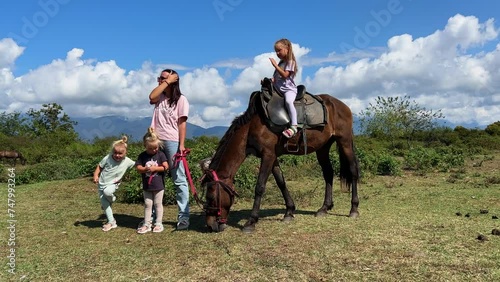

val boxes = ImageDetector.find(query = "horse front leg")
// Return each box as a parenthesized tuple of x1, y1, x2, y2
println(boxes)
(315, 146, 334, 217)
(271, 159, 296, 222)
(242, 156, 274, 233)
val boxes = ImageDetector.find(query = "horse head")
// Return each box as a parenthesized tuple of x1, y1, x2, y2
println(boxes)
(199, 158, 238, 232)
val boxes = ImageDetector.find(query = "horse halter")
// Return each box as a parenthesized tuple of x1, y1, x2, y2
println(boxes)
(202, 170, 238, 224)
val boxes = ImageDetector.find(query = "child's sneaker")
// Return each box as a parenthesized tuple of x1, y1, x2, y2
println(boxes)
(176, 218, 189, 230)
(102, 220, 117, 232)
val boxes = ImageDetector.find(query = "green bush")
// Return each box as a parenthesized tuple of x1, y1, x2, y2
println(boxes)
(376, 153, 401, 176)
(120, 172, 178, 205)
(404, 147, 439, 172)
(403, 146, 465, 173)
(435, 147, 465, 172)
(16, 157, 99, 184)
(354, 147, 370, 176)
(356, 147, 398, 176)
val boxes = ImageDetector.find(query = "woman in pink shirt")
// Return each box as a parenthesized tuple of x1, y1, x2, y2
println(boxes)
(149, 69, 190, 230)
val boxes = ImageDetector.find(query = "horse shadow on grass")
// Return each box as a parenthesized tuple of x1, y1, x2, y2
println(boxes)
(73, 208, 347, 232)
(191, 208, 348, 233)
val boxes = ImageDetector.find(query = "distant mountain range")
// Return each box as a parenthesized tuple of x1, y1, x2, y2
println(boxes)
(73, 116, 228, 141)
(73, 115, 483, 142)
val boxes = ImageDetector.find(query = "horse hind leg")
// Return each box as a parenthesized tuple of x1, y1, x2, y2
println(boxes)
(315, 145, 335, 217)
(271, 159, 296, 222)
(337, 138, 360, 218)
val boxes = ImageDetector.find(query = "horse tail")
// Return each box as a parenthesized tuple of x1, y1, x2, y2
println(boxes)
(337, 133, 359, 193)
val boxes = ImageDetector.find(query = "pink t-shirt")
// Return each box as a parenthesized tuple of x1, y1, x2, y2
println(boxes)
(151, 94, 189, 141)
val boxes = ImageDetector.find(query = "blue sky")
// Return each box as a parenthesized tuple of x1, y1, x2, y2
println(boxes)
(1, 0, 500, 129)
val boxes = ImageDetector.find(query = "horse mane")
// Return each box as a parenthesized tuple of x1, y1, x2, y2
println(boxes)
(209, 91, 260, 169)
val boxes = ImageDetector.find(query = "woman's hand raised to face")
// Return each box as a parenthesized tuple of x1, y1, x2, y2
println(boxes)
(166, 72, 179, 85)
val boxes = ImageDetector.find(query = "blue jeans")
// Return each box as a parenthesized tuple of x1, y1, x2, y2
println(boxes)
(161, 140, 190, 221)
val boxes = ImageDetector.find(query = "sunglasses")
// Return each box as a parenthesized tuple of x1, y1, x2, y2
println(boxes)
(157, 76, 168, 80)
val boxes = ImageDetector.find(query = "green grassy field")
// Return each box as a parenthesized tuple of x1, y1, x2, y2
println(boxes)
(1, 154, 499, 281)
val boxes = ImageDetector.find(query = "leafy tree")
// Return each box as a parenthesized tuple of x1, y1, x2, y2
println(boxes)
(485, 121, 500, 136)
(359, 95, 444, 147)
(0, 111, 28, 136)
(26, 103, 78, 137)
(453, 125, 469, 136)
(24, 103, 80, 162)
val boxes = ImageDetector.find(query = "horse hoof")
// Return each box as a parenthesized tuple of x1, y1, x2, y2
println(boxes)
(349, 212, 359, 218)
(242, 225, 255, 233)
(207, 222, 225, 233)
(315, 210, 328, 217)
(282, 215, 294, 222)
(207, 225, 219, 233)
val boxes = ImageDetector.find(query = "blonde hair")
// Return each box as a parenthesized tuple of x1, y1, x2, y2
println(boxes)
(111, 136, 128, 153)
(274, 38, 298, 74)
(143, 127, 163, 149)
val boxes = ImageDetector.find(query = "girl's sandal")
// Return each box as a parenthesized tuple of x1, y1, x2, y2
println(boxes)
(102, 221, 117, 232)
(152, 223, 164, 233)
(137, 223, 152, 234)
(282, 126, 297, 138)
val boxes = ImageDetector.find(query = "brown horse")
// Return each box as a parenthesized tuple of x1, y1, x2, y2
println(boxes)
(201, 90, 360, 233)
(0, 150, 27, 166)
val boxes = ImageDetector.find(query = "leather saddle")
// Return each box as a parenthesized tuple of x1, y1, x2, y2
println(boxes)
(259, 77, 327, 132)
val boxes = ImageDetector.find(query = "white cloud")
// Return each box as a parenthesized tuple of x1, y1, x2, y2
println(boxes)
(1, 14, 499, 129)
(305, 14, 500, 126)
(0, 38, 24, 68)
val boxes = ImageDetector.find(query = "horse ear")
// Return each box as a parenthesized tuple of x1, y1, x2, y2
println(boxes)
(199, 158, 212, 172)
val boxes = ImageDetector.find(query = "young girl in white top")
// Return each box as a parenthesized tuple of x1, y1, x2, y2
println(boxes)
(269, 38, 299, 138)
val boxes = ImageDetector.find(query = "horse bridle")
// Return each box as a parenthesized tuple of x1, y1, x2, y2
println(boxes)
(174, 150, 238, 225)
(201, 170, 238, 224)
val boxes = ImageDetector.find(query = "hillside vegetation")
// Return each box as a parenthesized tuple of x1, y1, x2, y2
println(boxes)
(1, 102, 499, 204)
